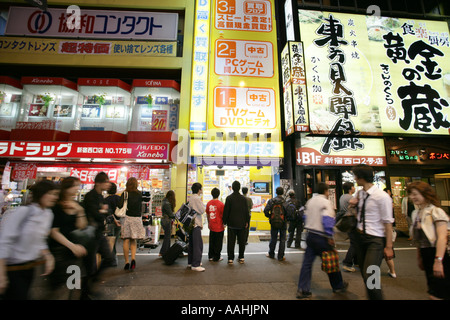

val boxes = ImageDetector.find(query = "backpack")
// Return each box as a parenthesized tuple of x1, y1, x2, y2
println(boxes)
(270, 198, 285, 229)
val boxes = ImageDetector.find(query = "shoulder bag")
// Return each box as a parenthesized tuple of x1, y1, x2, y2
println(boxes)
(114, 191, 128, 218)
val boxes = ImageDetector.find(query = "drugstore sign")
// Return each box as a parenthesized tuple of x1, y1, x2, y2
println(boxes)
(6, 6, 178, 40)
(0, 141, 170, 161)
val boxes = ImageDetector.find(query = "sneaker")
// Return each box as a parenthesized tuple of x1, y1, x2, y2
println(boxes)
(388, 272, 397, 278)
(239, 258, 245, 264)
(266, 253, 275, 259)
(296, 290, 312, 300)
(228, 260, 234, 264)
(191, 266, 205, 272)
(278, 256, 286, 261)
(342, 265, 356, 272)
(333, 281, 349, 293)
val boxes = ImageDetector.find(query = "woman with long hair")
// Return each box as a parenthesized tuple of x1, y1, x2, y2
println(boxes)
(159, 190, 176, 257)
(47, 176, 89, 298)
(118, 177, 144, 270)
(407, 181, 450, 300)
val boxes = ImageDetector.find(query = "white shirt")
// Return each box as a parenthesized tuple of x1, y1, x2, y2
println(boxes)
(356, 185, 394, 237)
(189, 193, 206, 228)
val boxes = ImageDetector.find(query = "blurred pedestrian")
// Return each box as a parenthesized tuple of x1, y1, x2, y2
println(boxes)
(105, 183, 121, 266)
(159, 190, 176, 257)
(384, 187, 397, 278)
(206, 188, 224, 262)
(407, 181, 450, 300)
(188, 182, 206, 271)
(118, 177, 144, 271)
(242, 187, 253, 245)
(47, 177, 88, 299)
(285, 189, 303, 249)
(339, 182, 357, 272)
(82, 172, 115, 299)
(264, 187, 287, 261)
(223, 181, 250, 264)
(296, 183, 347, 299)
(349, 164, 394, 300)
(0, 180, 59, 300)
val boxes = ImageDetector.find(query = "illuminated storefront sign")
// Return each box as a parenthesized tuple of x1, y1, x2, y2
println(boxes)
(205, 0, 280, 136)
(0, 141, 170, 161)
(296, 134, 386, 166)
(189, 0, 211, 132)
(191, 140, 283, 158)
(298, 10, 450, 137)
(282, 41, 309, 136)
(385, 137, 450, 165)
(6, 7, 179, 40)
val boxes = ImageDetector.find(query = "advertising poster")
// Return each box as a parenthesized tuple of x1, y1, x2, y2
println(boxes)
(28, 104, 48, 117)
(53, 105, 73, 118)
(298, 10, 450, 141)
(151, 110, 168, 131)
(82, 105, 101, 118)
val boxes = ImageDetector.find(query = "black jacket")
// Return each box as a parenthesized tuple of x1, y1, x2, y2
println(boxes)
(83, 188, 107, 232)
(223, 192, 250, 229)
(118, 191, 142, 217)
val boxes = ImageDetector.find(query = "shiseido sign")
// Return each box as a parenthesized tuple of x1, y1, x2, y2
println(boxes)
(5, 6, 178, 40)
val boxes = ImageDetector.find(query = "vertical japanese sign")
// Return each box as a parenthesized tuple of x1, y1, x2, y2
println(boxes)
(207, 0, 280, 136)
(189, 0, 211, 133)
(298, 10, 450, 138)
(281, 43, 294, 136)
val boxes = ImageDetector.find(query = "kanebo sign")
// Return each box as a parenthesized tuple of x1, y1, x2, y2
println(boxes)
(5, 6, 178, 40)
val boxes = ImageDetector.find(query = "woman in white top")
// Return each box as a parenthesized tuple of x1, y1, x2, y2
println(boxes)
(407, 181, 450, 300)
(0, 180, 59, 300)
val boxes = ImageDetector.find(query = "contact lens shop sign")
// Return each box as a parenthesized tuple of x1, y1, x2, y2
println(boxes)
(298, 10, 450, 145)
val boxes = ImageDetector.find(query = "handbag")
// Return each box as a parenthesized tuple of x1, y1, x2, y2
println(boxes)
(175, 202, 198, 233)
(335, 206, 357, 233)
(114, 191, 128, 218)
(69, 225, 96, 250)
(321, 250, 340, 273)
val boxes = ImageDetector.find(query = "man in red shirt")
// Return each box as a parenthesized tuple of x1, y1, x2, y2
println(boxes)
(206, 188, 225, 262)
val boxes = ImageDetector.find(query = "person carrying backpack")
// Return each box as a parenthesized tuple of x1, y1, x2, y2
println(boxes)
(285, 190, 304, 249)
(264, 187, 288, 261)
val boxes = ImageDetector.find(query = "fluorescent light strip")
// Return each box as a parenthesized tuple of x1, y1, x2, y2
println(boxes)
(24, 157, 56, 161)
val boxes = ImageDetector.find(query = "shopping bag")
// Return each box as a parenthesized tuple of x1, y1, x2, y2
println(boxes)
(321, 250, 340, 273)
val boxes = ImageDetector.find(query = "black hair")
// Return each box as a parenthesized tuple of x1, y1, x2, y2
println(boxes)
(108, 182, 117, 194)
(276, 186, 284, 196)
(59, 176, 80, 201)
(211, 188, 220, 199)
(191, 182, 202, 194)
(351, 164, 374, 183)
(343, 182, 354, 194)
(30, 180, 59, 204)
(232, 180, 241, 192)
(94, 171, 109, 184)
(242, 187, 249, 195)
(317, 182, 329, 195)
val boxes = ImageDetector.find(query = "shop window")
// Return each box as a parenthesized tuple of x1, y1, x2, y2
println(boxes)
(0, 78, 22, 132)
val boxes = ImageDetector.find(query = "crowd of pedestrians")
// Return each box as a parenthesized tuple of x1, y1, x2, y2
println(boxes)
(0, 163, 448, 300)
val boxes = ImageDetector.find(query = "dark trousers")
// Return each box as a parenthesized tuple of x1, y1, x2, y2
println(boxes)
(287, 219, 303, 247)
(420, 247, 450, 300)
(343, 230, 358, 267)
(297, 232, 344, 293)
(208, 230, 224, 261)
(354, 232, 386, 300)
(269, 226, 287, 259)
(188, 227, 203, 267)
(2, 267, 35, 300)
(227, 227, 247, 260)
(159, 219, 172, 256)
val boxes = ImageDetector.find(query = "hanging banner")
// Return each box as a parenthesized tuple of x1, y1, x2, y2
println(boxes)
(70, 168, 119, 184)
(12, 163, 37, 180)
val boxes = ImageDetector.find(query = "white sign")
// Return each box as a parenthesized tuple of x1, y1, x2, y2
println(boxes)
(6, 6, 178, 40)
(214, 39, 274, 78)
(213, 86, 276, 129)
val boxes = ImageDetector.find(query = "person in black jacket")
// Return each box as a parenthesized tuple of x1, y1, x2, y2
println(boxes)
(104, 183, 121, 267)
(159, 190, 176, 257)
(223, 181, 250, 264)
(118, 177, 144, 270)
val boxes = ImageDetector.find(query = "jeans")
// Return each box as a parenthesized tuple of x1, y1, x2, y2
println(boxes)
(287, 219, 303, 247)
(297, 232, 345, 293)
(188, 227, 203, 267)
(269, 226, 287, 259)
(227, 227, 247, 260)
(354, 232, 386, 300)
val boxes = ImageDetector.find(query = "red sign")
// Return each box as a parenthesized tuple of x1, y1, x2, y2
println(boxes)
(70, 168, 118, 184)
(151, 110, 168, 131)
(0, 141, 170, 161)
(12, 163, 37, 180)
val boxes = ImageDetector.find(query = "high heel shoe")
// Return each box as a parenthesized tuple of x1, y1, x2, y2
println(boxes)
(130, 260, 136, 270)
(124, 263, 130, 270)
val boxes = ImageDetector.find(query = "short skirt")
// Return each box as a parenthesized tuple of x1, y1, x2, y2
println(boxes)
(121, 216, 145, 240)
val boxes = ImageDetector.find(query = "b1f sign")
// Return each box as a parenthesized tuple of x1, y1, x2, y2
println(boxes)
(6, 6, 178, 40)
